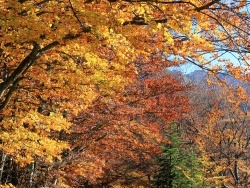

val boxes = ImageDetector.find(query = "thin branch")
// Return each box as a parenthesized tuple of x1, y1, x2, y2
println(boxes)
(36, 0, 51, 6)
(185, 57, 213, 72)
(68, 0, 91, 32)
(195, 0, 220, 11)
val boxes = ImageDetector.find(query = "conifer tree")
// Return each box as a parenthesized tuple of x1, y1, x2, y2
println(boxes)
(153, 123, 208, 188)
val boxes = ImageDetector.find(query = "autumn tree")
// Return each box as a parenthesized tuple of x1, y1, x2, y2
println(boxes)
(0, 0, 250, 187)
(57, 68, 190, 187)
(184, 77, 250, 187)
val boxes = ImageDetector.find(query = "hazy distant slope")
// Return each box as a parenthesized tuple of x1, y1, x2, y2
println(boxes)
(185, 70, 250, 92)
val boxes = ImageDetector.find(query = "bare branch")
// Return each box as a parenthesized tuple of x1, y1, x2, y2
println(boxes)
(195, 0, 220, 11)
(68, 0, 91, 32)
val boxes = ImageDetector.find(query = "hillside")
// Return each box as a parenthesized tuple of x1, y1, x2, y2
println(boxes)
(185, 70, 250, 92)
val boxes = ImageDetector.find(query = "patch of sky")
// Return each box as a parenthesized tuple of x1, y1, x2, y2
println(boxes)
(168, 51, 249, 75)
(166, 1, 250, 75)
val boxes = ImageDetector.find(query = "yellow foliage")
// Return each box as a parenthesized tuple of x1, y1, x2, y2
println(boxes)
(0, 0, 249, 186)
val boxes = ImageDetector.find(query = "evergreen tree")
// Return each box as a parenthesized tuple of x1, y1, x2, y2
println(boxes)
(153, 124, 208, 188)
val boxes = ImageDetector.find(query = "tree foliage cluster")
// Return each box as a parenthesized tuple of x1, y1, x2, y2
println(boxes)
(0, 0, 249, 187)
(153, 123, 207, 188)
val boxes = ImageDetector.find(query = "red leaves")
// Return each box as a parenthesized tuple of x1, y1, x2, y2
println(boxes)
(63, 71, 190, 186)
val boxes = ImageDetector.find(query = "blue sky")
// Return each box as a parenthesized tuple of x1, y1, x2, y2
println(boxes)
(169, 52, 247, 75)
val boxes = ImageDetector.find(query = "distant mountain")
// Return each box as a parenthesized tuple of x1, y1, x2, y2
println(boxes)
(217, 73, 250, 92)
(185, 70, 250, 92)
(185, 70, 208, 84)
(182, 70, 250, 112)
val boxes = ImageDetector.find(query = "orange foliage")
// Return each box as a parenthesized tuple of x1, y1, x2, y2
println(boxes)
(0, 0, 249, 187)
(59, 71, 190, 186)
(187, 82, 250, 187)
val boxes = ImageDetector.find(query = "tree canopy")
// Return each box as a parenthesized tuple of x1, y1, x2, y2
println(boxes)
(0, 0, 249, 187)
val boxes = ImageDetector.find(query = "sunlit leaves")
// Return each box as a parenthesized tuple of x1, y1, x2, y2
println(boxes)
(0, 110, 70, 166)
(0, 0, 249, 187)
(191, 83, 250, 187)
